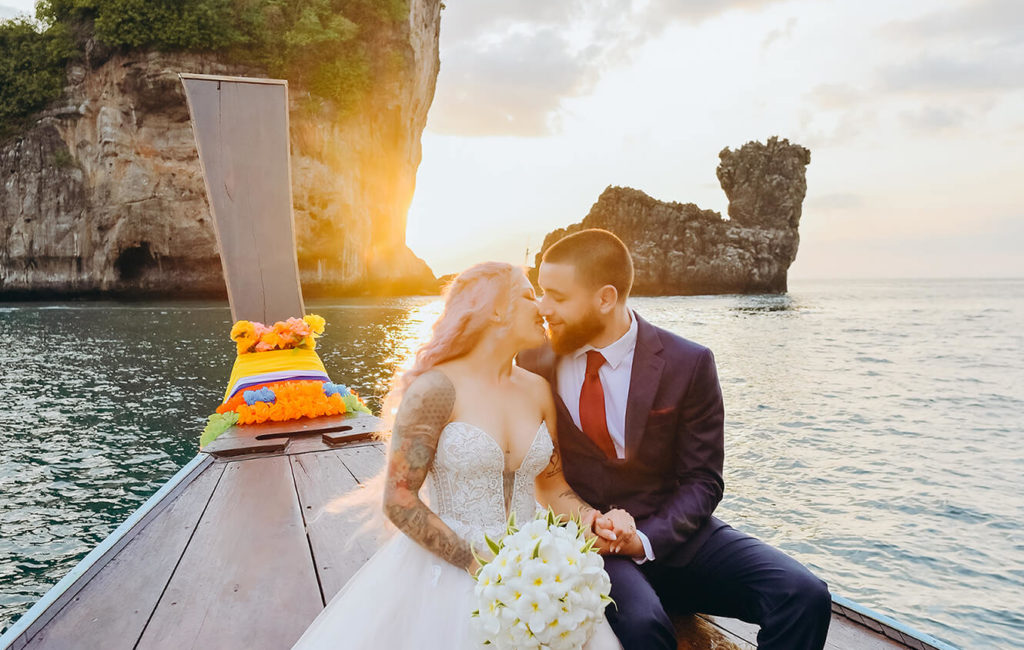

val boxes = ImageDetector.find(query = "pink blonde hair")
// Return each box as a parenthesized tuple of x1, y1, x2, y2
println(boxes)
(327, 262, 528, 543)
(383, 261, 525, 417)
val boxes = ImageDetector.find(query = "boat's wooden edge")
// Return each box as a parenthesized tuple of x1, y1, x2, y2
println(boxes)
(692, 595, 954, 650)
(0, 453, 215, 650)
(830, 594, 955, 650)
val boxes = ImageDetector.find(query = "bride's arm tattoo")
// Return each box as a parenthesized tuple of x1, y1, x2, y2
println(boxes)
(383, 371, 474, 571)
(558, 487, 595, 519)
(538, 432, 594, 519)
(541, 434, 563, 479)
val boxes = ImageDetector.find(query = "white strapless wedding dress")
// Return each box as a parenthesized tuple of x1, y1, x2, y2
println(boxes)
(292, 421, 622, 649)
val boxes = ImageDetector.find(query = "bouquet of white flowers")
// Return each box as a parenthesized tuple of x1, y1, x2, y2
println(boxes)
(471, 509, 613, 649)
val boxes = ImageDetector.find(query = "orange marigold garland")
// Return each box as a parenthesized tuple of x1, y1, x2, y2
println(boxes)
(218, 380, 347, 424)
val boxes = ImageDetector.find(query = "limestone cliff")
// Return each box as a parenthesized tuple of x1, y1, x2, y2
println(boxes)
(534, 137, 811, 295)
(0, 0, 441, 298)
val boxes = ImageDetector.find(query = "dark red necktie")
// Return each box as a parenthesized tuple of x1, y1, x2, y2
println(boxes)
(579, 350, 617, 459)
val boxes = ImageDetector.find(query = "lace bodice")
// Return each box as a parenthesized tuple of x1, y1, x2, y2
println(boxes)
(428, 421, 553, 549)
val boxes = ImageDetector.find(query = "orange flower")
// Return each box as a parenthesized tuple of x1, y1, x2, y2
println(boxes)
(303, 314, 326, 335)
(224, 380, 349, 425)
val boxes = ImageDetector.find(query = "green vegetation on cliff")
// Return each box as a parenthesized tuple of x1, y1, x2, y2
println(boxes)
(0, 0, 408, 137)
(0, 18, 74, 137)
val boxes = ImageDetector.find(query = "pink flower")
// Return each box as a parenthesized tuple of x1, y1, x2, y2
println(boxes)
(285, 317, 311, 338)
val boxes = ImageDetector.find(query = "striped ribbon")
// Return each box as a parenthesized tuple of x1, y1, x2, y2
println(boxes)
(223, 348, 329, 402)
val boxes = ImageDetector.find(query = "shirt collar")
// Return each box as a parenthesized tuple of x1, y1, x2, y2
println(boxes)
(571, 310, 638, 370)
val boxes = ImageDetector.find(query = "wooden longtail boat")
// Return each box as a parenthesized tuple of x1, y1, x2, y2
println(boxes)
(0, 75, 957, 650)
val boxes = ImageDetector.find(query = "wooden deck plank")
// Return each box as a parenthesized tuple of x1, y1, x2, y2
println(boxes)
(2, 454, 215, 650)
(336, 443, 387, 483)
(136, 456, 321, 649)
(700, 615, 758, 646)
(698, 609, 910, 650)
(678, 615, 753, 649)
(21, 464, 224, 649)
(291, 451, 389, 602)
(825, 614, 908, 649)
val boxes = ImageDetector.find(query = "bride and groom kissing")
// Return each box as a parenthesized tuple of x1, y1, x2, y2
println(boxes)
(293, 229, 832, 649)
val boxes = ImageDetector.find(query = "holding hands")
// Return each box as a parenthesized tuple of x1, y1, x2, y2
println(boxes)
(585, 508, 644, 558)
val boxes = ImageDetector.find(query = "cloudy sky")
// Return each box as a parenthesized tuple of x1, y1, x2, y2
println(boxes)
(4, 0, 1022, 279)
(406, 0, 1024, 279)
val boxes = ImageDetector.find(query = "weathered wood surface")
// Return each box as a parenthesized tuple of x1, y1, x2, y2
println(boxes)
(291, 448, 389, 601)
(334, 443, 386, 481)
(8, 438, 939, 650)
(2, 455, 215, 650)
(20, 464, 224, 650)
(676, 614, 752, 649)
(202, 413, 388, 459)
(180, 74, 303, 325)
(136, 456, 321, 649)
(694, 604, 923, 650)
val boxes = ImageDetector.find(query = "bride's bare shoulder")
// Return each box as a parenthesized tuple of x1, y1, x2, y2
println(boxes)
(405, 367, 455, 392)
(397, 369, 457, 423)
(514, 364, 551, 390)
(513, 366, 554, 410)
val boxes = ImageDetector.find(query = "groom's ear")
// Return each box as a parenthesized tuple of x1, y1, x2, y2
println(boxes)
(596, 284, 619, 313)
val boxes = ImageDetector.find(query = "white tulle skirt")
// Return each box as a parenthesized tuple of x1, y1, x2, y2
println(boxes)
(291, 532, 622, 649)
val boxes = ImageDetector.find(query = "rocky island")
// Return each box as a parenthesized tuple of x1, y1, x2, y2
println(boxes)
(535, 137, 811, 295)
(0, 0, 441, 298)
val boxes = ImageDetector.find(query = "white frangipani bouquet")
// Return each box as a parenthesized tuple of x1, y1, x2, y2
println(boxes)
(471, 509, 613, 649)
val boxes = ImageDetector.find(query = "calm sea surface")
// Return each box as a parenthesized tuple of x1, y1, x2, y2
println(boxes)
(1, 278, 1022, 648)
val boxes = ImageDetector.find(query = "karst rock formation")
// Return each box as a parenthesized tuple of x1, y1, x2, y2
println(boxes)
(535, 136, 811, 295)
(0, 0, 442, 298)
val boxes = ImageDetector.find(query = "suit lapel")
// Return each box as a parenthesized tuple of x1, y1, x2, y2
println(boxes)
(624, 315, 665, 459)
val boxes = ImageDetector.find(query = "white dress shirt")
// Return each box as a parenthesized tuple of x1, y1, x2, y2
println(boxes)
(556, 310, 655, 563)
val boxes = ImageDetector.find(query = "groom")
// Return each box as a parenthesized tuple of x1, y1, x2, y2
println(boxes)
(518, 229, 832, 650)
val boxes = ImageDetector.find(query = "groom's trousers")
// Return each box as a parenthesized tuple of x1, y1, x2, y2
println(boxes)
(602, 524, 832, 650)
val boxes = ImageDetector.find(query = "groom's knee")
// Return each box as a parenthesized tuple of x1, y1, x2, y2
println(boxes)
(783, 571, 832, 623)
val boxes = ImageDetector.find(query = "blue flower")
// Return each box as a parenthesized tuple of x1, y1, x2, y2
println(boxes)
(243, 387, 276, 405)
(322, 382, 351, 398)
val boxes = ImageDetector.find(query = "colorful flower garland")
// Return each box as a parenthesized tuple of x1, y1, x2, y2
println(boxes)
(200, 314, 371, 448)
(230, 314, 326, 354)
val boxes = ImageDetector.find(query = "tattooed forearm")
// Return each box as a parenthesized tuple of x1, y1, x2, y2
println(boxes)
(385, 501, 474, 570)
(558, 487, 595, 517)
(383, 370, 473, 570)
(535, 428, 596, 520)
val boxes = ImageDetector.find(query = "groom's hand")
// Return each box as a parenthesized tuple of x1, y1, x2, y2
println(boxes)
(594, 508, 644, 557)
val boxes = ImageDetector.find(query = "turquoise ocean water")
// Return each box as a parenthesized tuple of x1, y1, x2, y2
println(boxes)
(1, 278, 1022, 647)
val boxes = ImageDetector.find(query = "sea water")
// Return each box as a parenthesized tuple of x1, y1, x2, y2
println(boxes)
(1, 278, 1021, 648)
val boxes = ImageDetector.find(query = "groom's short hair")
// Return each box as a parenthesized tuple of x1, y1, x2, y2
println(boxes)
(542, 228, 634, 299)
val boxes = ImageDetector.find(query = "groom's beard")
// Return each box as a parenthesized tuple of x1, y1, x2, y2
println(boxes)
(547, 308, 604, 356)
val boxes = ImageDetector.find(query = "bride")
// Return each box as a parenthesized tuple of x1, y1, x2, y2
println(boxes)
(292, 262, 630, 649)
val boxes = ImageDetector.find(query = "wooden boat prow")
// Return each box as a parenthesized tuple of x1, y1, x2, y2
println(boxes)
(0, 75, 956, 650)
(0, 432, 953, 650)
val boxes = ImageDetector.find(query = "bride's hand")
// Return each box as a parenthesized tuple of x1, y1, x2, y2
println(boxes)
(595, 508, 637, 555)
(581, 508, 616, 542)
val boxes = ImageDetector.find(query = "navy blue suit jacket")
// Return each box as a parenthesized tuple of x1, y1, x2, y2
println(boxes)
(517, 313, 727, 566)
